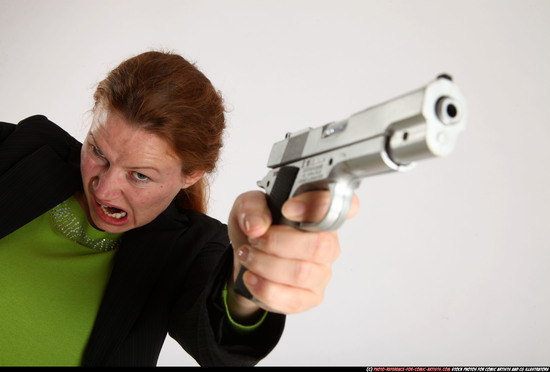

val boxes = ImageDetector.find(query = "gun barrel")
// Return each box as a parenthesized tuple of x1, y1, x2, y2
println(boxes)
(266, 75, 467, 169)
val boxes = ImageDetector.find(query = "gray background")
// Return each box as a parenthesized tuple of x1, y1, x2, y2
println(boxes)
(1, 0, 548, 366)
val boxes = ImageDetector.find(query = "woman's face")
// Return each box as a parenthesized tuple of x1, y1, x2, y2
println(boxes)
(77, 108, 202, 233)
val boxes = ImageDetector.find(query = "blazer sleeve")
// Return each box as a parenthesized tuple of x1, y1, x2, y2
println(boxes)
(167, 217, 286, 367)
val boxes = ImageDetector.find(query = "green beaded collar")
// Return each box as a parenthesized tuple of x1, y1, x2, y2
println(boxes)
(49, 197, 122, 252)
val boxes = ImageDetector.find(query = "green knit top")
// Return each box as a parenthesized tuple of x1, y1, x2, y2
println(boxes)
(0, 196, 266, 366)
(0, 196, 120, 366)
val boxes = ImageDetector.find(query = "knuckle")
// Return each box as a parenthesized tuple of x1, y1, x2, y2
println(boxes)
(260, 283, 273, 304)
(254, 277, 273, 305)
(259, 226, 285, 253)
(293, 261, 312, 286)
(286, 293, 306, 314)
(311, 232, 338, 263)
(264, 229, 279, 251)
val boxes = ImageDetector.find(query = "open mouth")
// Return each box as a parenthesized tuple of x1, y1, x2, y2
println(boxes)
(93, 197, 128, 223)
(99, 203, 127, 219)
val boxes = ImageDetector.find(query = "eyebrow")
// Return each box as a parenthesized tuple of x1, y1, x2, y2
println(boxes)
(89, 132, 161, 175)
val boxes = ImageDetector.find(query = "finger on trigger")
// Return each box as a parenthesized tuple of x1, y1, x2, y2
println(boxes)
(281, 191, 330, 223)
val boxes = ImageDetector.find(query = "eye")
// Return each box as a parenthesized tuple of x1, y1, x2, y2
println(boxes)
(131, 171, 150, 184)
(91, 145, 106, 160)
(90, 145, 107, 162)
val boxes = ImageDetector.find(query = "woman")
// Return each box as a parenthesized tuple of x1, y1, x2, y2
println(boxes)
(0, 51, 358, 366)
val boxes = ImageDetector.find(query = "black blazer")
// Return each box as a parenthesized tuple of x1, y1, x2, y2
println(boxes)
(0, 116, 285, 366)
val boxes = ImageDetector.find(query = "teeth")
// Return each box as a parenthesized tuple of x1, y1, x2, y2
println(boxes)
(100, 204, 127, 219)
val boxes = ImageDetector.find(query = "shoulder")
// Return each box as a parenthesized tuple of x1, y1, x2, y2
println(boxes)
(0, 115, 82, 165)
(16, 115, 80, 145)
(0, 120, 16, 142)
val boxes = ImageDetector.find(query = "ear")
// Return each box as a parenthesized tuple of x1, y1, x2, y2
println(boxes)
(181, 170, 206, 189)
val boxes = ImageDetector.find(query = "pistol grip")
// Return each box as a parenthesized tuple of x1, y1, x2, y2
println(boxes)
(233, 166, 299, 300)
(234, 266, 253, 300)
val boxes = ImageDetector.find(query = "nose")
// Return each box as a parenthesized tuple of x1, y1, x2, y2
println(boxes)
(91, 168, 123, 201)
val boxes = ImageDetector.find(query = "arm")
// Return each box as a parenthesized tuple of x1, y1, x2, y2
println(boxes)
(168, 216, 285, 367)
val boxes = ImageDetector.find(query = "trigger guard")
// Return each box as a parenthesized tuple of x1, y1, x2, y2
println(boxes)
(285, 178, 358, 232)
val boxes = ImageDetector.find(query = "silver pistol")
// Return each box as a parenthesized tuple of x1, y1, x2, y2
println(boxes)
(235, 74, 467, 299)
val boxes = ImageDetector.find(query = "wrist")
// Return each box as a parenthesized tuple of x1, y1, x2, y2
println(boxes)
(224, 279, 265, 326)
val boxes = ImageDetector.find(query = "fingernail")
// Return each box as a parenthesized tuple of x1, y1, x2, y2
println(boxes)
(244, 272, 259, 287)
(243, 214, 264, 234)
(237, 246, 250, 262)
(282, 200, 307, 219)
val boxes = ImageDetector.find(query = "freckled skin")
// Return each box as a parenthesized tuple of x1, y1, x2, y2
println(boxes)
(75, 108, 203, 233)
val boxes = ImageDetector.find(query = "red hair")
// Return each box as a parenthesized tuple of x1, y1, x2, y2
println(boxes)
(93, 51, 225, 214)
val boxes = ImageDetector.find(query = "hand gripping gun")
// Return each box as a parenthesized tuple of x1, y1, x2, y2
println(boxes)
(234, 74, 467, 300)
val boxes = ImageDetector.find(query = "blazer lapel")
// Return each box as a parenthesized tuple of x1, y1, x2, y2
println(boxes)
(82, 204, 191, 365)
